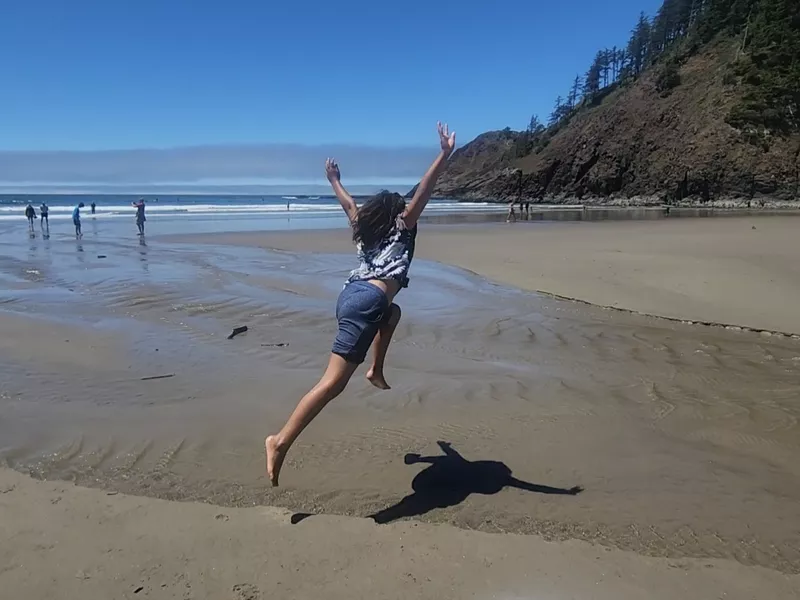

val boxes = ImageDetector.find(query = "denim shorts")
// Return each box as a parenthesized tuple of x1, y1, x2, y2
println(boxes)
(332, 281, 392, 364)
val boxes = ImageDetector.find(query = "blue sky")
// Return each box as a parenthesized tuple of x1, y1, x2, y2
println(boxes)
(1, 0, 661, 190)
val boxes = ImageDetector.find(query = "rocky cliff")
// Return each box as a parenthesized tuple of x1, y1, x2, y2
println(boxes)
(429, 41, 800, 206)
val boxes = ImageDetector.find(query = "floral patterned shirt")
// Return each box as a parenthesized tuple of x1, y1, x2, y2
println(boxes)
(347, 217, 418, 288)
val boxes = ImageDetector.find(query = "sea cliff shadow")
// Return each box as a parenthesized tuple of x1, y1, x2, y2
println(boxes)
(369, 441, 583, 524)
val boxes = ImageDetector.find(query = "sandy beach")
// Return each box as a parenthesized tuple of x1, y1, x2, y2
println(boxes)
(180, 216, 800, 334)
(2, 212, 800, 597)
(2, 467, 799, 600)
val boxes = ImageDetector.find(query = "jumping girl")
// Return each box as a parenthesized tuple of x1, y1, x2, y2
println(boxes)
(265, 122, 456, 486)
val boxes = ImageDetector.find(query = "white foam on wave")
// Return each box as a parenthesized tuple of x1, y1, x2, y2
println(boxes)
(0, 201, 505, 221)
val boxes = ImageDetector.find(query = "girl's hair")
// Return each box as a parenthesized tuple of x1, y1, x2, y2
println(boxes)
(352, 190, 406, 249)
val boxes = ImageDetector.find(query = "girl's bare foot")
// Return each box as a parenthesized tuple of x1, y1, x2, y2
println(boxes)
(366, 368, 391, 390)
(265, 435, 286, 486)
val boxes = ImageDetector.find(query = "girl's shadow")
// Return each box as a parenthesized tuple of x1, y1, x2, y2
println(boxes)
(370, 441, 583, 524)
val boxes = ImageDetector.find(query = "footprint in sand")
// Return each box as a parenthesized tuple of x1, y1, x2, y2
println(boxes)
(232, 583, 261, 600)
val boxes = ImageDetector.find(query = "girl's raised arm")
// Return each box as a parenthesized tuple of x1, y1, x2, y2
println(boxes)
(325, 158, 358, 223)
(402, 122, 456, 229)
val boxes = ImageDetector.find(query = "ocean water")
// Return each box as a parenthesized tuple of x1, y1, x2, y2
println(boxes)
(0, 194, 505, 222)
(2, 194, 775, 238)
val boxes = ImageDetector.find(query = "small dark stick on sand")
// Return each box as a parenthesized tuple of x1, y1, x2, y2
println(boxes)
(261, 342, 288, 347)
(140, 373, 175, 381)
(227, 325, 248, 340)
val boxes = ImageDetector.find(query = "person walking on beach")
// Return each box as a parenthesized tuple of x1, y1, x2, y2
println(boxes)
(265, 122, 456, 486)
(39, 201, 49, 234)
(133, 198, 146, 236)
(90, 201, 96, 215)
(25, 203, 37, 232)
(506, 198, 517, 223)
(72, 202, 84, 238)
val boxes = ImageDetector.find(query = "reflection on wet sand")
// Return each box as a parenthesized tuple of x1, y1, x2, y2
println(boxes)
(0, 223, 799, 574)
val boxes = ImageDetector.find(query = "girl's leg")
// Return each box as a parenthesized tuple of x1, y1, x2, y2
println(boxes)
(366, 304, 401, 390)
(265, 353, 358, 486)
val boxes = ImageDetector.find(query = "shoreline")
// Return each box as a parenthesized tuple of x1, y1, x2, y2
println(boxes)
(161, 214, 800, 335)
(533, 288, 800, 338)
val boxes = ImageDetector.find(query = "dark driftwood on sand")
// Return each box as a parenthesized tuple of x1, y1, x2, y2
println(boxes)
(140, 374, 175, 381)
(227, 326, 248, 340)
(261, 343, 288, 347)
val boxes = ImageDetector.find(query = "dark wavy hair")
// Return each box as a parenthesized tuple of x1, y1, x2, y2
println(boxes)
(352, 190, 406, 249)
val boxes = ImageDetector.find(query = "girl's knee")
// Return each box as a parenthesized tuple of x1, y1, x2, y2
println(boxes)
(321, 375, 350, 397)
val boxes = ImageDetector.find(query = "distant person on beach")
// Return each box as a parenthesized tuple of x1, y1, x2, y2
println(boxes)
(506, 199, 517, 223)
(133, 198, 146, 236)
(25, 203, 37, 232)
(39, 202, 49, 232)
(90, 201, 96, 215)
(265, 122, 456, 486)
(72, 202, 84, 238)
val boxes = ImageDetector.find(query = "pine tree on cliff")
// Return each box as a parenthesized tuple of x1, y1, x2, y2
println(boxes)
(618, 48, 631, 80)
(698, 0, 756, 41)
(549, 96, 568, 126)
(740, 0, 800, 131)
(626, 12, 652, 76)
(528, 114, 545, 134)
(584, 53, 603, 98)
(674, 0, 695, 36)
(601, 49, 612, 87)
(608, 46, 620, 82)
(650, 0, 680, 63)
(689, 0, 709, 26)
(567, 75, 583, 109)
(618, 48, 628, 80)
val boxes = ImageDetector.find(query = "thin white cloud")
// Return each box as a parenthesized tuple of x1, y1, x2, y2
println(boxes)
(0, 144, 437, 185)
(0, 182, 413, 196)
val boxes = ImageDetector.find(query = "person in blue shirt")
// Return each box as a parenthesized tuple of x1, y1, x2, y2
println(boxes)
(72, 202, 85, 238)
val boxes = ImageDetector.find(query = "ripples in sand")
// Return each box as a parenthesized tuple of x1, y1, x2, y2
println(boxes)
(0, 237, 799, 573)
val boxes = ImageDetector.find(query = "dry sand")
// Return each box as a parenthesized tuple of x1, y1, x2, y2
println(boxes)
(184, 216, 800, 333)
(2, 468, 799, 600)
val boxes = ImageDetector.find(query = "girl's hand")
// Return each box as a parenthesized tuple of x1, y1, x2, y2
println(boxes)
(325, 158, 341, 183)
(437, 122, 456, 155)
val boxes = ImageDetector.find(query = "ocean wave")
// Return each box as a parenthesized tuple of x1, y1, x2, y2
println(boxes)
(0, 201, 504, 220)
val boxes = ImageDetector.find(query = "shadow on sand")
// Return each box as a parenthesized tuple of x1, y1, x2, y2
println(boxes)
(369, 441, 583, 524)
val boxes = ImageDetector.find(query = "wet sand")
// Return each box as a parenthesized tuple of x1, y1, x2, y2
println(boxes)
(175, 216, 800, 334)
(2, 214, 800, 596)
